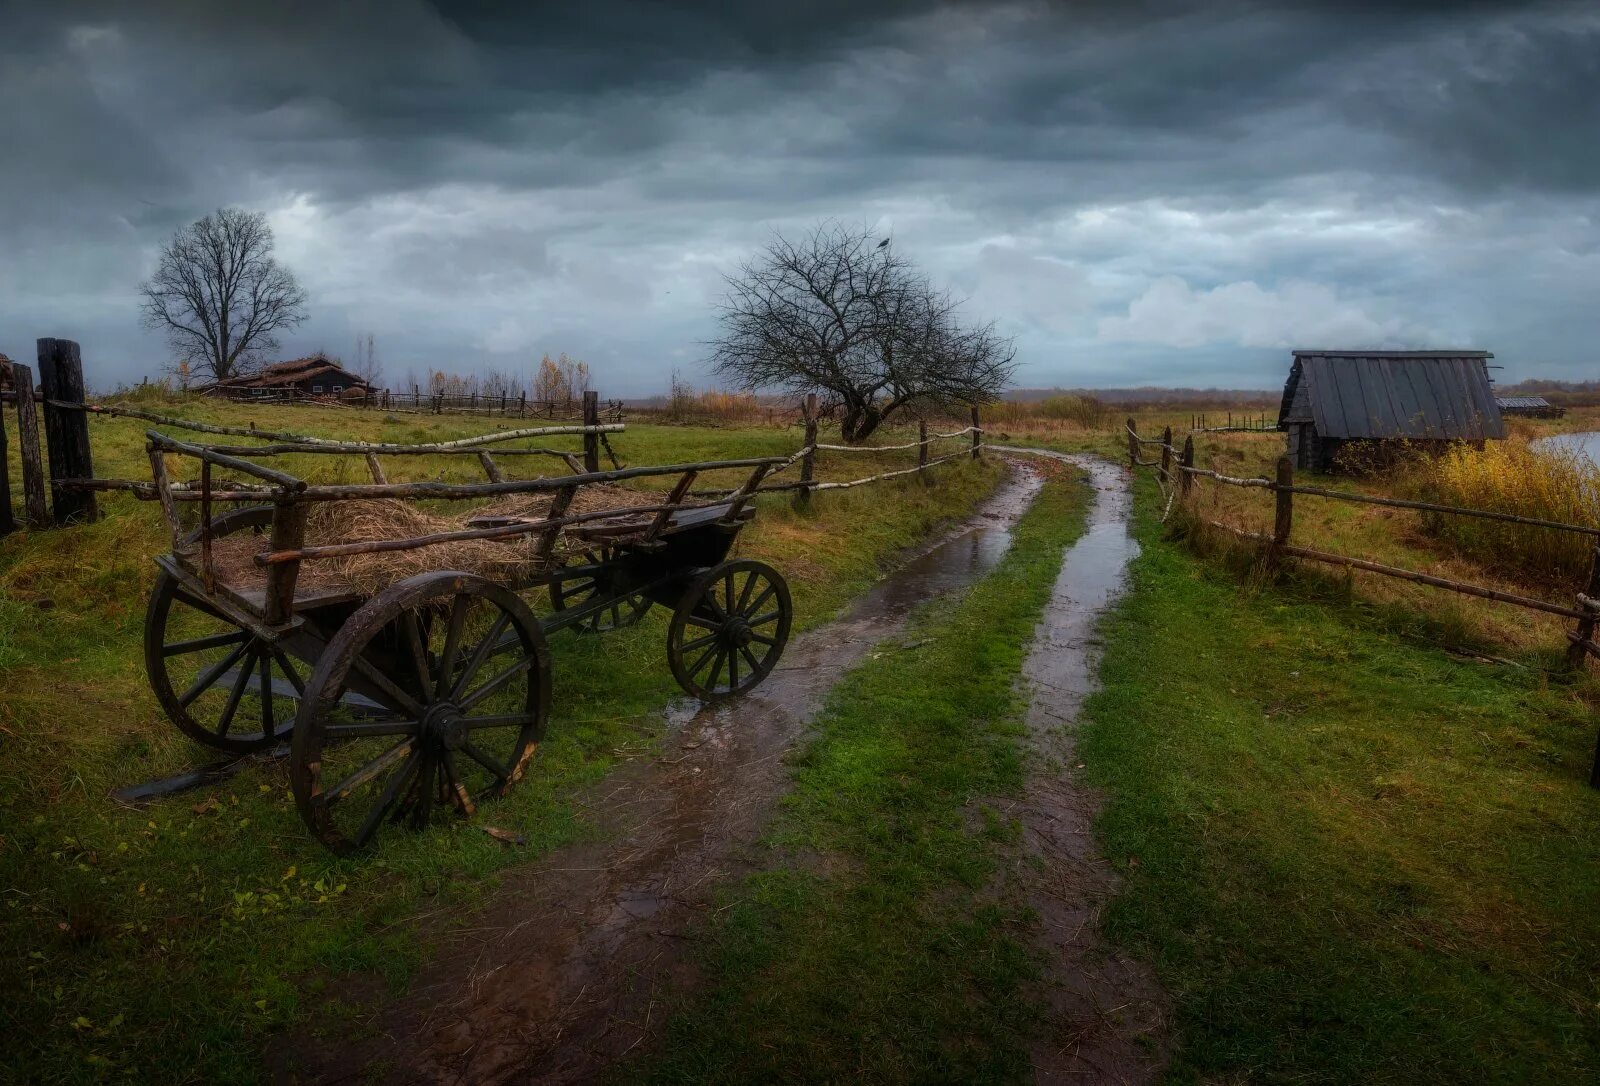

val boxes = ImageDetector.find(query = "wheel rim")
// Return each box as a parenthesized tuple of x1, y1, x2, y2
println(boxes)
(549, 546, 650, 632)
(668, 560, 791, 700)
(145, 507, 309, 754)
(292, 573, 549, 855)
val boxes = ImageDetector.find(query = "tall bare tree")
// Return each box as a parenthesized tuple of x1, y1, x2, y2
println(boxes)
(140, 208, 308, 382)
(709, 223, 1015, 441)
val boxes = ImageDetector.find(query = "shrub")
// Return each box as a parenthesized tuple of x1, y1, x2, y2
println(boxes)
(1411, 440, 1600, 584)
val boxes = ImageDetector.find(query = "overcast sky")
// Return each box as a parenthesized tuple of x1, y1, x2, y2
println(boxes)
(1, 1, 1595, 394)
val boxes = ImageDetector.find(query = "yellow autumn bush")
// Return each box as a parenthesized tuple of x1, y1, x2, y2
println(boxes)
(1413, 439, 1600, 583)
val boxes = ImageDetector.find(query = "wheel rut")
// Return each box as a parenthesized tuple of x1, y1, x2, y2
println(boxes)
(276, 464, 1048, 1085)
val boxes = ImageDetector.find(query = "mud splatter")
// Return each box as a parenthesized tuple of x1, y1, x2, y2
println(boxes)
(277, 465, 1049, 1085)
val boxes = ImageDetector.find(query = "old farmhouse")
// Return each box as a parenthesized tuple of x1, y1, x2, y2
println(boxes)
(1278, 350, 1505, 471)
(207, 355, 372, 401)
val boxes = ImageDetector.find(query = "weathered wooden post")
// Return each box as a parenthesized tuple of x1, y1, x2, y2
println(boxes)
(519, 391, 526, 418)
(1589, 730, 1600, 790)
(38, 339, 97, 524)
(1159, 425, 1173, 486)
(582, 390, 600, 473)
(1273, 455, 1294, 551)
(796, 393, 818, 511)
(918, 418, 929, 467)
(1565, 545, 1600, 671)
(10, 362, 49, 528)
(1126, 417, 1138, 467)
(0, 367, 13, 537)
(970, 405, 981, 460)
(1179, 434, 1195, 498)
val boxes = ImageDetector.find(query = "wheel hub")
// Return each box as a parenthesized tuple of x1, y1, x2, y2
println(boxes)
(421, 703, 466, 751)
(721, 618, 754, 648)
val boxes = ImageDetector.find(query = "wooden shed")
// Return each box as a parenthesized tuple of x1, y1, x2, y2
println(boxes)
(1278, 350, 1505, 471)
(1496, 395, 1565, 419)
(207, 355, 372, 401)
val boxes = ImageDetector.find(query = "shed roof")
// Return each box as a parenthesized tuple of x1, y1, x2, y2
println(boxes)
(1496, 396, 1552, 410)
(1278, 350, 1505, 441)
(215, 356, 369, 389)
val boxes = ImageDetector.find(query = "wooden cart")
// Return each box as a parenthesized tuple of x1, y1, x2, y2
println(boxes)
(140, 430, 793, 854)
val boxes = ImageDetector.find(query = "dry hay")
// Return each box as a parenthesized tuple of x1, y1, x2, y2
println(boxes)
(197, 484, 682, 596)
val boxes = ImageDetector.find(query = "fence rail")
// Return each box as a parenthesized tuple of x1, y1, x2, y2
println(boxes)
(1121, 417, 1600, 788)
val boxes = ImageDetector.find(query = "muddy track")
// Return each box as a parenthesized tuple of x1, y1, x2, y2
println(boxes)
(995, 449, 1170, 1084)
(277, 464, 1049, 1085)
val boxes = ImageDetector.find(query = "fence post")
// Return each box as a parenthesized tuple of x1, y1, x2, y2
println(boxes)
(918, 418, 929, 466)
(796, 393, 818, 511)
(11, 362, 49, 528)
(1179, 434, 1195, 498)
(1566, 545, 1600, 671)
(0, 365, 13, 537)
(37, 339, 96, 525)
(1126, 417, 1138, 467)
(519, 391, 526, 418)
(1159, 425, 1173, 486)
(970, 405, 981, 460)
(582, 390, 600, 473)
(1273, 455, 1294, 550)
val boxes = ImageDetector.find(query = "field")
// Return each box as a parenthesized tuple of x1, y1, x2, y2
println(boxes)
(0, 397, 1004, 1081)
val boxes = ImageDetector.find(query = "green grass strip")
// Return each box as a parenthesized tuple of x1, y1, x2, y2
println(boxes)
(637, 469, 1092, 1083)
(1082, 478, 1600, 1083)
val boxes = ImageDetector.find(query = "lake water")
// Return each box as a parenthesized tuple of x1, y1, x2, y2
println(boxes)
(1533, 432, 1600, 465)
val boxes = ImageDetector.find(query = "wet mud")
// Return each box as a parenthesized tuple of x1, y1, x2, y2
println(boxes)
(278, 465, 1049, 1085)
(994, 448, 1170, 1083)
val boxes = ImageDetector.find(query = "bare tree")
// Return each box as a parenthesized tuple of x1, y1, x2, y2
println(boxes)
(353, 332, 382, 385)
(709, 223, 1015, 441)
(140, 208, 308, 382)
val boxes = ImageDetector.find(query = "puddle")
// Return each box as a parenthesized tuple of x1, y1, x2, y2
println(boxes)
(993, 448, 1171, 1083)
(279, 461, 1051, 1085)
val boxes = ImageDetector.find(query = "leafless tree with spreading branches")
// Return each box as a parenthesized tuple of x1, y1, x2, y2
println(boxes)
(709, 222, 1015, 441)
(140, 208, 308, 382)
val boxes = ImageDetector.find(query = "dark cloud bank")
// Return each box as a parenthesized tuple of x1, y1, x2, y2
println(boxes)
(1, 0, 1596, 393)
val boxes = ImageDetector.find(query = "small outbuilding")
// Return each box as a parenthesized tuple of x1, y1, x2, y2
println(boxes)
(207, 354, 372, 401)
(1496, 395, 1565, 419)
(1278, 350, 1505, 471)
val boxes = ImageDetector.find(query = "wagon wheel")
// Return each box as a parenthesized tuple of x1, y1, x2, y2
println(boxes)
(144, 505, 307, 754)
(291, 572, 550, 855)
(549, 544, 651, 632)
(667, 559, 791, 700)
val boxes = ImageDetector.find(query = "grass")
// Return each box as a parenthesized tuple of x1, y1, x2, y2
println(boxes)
(635, 462, 1091, 1083)
(1081, 475, 1600, 1082)
(0, 398, 1003, 1083)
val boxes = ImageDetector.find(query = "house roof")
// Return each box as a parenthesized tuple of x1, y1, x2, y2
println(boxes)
(216, 357, 370, 389)
(1278, 350, 1505, 441)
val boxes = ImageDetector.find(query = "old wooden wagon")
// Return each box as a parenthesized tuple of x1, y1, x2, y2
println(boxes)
(139, 429, 793, 854)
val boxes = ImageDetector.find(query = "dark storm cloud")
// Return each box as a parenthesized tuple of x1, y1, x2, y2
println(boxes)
(0, 0, 1596, 391)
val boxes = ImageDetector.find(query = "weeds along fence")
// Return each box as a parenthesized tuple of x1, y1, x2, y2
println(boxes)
(1124, 418, 1600, 788)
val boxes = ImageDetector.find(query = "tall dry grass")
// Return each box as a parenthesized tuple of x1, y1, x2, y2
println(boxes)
(1409, 440, 1600, 583)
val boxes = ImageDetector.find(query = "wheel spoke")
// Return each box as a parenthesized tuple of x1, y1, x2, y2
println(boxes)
(442, 751, 475, 816)
(461, 712, 538, 730)
(178, 641, 251, 708)
(678, 631, 718, 655)
(705, 649, 726, 693)
(172, 585, 234, 623)
(686, 641, 720, 679)
(747, 609, 782, 629)
(271, 646, 307, 696)
(461, 740, 511, 782)
(727, 646, 739, 691)
(685, 612, 720, 632)
(410, 755, 436, 829)
(451, 611, 512, 700)
(259, 653, 276, 739)
(214, 649, 257, 737)
(749, 631, 777, 647)
(349, 653, 428, 718)
(163, 630, 248, 657)
(736, 570, 758, 614)
(739, 644, 765, 678)
(326, 738, 416, 807)
(433, 595, 470, 700)
(742, 582, 776, 619)
(322, 719, 420, 739)
(353, 748, 421, 847)
(458, 654, 534, 711)
(403, 611, 432, 700)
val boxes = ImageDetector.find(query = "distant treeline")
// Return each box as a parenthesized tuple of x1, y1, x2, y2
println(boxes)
(1006, 386, 1279, 408)
(1494, 378, 1600, 405)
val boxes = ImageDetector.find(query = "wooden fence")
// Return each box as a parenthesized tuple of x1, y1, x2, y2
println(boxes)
(1124, 418, 1600, 788)
(207, 384, 625, 421)
(2, 339, 97, 534)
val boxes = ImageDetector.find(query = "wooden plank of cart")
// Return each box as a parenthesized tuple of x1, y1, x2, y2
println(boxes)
(140, 429, 793, 855)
